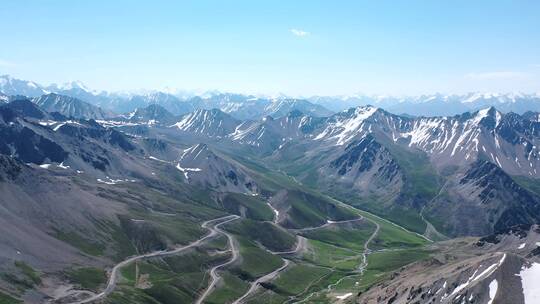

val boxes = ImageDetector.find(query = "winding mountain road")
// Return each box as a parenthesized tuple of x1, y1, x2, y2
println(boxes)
(292, 217, 364, 233)
(67, 215, 239, 304)
(195, 216, 241, 304)
(232, 259, 290, 304)
(232, 235, 307, 304)
(291, 214, 380, 304)
(357, 219, 380, 274)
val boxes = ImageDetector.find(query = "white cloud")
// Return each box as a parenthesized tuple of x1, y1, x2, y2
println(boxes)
(464, 71, 528, 80)
(290, 28, 310, 37)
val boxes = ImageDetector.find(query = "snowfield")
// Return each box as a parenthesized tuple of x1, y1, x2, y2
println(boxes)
(519, 262, 540, 304)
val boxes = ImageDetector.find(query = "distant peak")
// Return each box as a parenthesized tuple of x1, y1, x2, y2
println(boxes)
(475, 106, 499, 117)
(57, 80, 91, 92)
(472, 106, 502, 127)
(347, 105, 379, 116)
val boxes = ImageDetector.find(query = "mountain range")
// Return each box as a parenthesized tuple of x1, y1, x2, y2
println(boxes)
(3, 75, 540, 120)
(309, 92, 540, 116)
(0, 78, 540, 303)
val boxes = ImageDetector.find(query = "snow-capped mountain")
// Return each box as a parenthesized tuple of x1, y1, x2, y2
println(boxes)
(111, 100, 540, 180)
(112, 92, 194, 115)
(425, 159, 540, 236)
(5, 75, 540, 119)
(262, 98, 333, 118)
(0, 98, 136, 172)
(172, 109, 240, 137)
(176, 143, 258, 194)
(360, 224, 540, 303)
(310, 106, 540, 177)
(0, 92, 9, 103)
(522, 111, 540, 122)
(0, 76, 334, 120)
(33, 93, 113, 120)
(125, 104, 177, 125)
(229, 110, 324, 150)
(309, 93, 540, 116)
(0, 75, 47, 97)
(46, 80, 94, 93)
(186, 93, 333, 120)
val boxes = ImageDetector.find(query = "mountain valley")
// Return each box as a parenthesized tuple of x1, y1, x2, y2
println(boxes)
(0, 80, 539, 304)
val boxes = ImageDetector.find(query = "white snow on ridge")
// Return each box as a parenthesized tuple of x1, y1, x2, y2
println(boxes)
(53, 123, 66, 131)
(519, 262, 540, 304)
(448, 268, 479, 297)
(335, 293, 352, 300)
(97, 177, 136, 185)
(444, 253, 507, 301)
(472, 108, 491, 125)
(314, 106, 377, 145)
(267, 203, 279, 222)
(472, 254, 506, 283)
(96, 120, 142, 127)
(58, 162, 70, 169)
(487, 279, 498, 304)
(176, 163, 202, 179)
(148, 156, 168, 163)
(180, 144, 207, 160)
(38, 120, 58, 126)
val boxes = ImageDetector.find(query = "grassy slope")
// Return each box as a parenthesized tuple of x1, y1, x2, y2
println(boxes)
(205, 273, 249, 304)
(270, 264, 331, 296)
(73, 147, 432, 304)
(65, 267, 107, 291)
(225, 154, 433, 301)
(0, 292, 21, 304)
(300, 220, 376, 251)
(221, 192, 274, 221)
(225, 219, 296, 252)
(301, 239, 361, 271)
(331, 142, 441, 235)
(282, 190, 357, 229)
(229, 153, 358, 229)
(513, 175, 540, 196)
(106, 158, 430, 304)
(109, 247, 231, 304)
(261, 136, 441, 234)
(13, 261, 40, 286)
(358, 248, 431, 290)
(231, 236, 284, 280)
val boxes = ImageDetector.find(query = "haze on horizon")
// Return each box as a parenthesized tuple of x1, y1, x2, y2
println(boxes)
(1, 0, 539, 96)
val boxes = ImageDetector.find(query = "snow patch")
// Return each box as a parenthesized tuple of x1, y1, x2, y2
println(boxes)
(314, 106, 377, 145)
(471, 254, 506, 283)
(149, 156, 168, 163)
(518, 262, 540, 304)
(335, 293, 352, 300)
(38, 120, 58, 126)
(97, 177, 136, 185)
(176, 163, 202, 179)
(58, 162, 70, 169)
(487, 279, 498, 304)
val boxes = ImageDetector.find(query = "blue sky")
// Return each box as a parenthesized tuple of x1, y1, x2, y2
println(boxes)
(1, 0, 539, 95)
